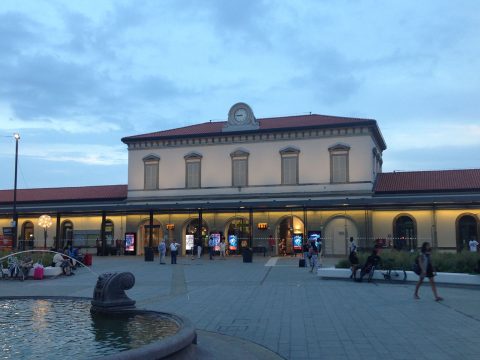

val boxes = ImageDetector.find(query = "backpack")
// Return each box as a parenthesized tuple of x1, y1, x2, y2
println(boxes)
(412, 255, 421, 275)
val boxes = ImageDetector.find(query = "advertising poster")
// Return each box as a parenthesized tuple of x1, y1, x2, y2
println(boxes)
(292, 234, 303, 250)
(228, 234, 238, 251)
(1, 227, 13, 251)
(308, 231, 321, 242)
(308, 231, 322, 249)
(124, 233, 136, 254)
(185, 234, 194, 251)
(212, 233, 221, 251)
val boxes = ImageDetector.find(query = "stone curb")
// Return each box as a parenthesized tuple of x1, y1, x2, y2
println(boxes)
(317, 267, 480, 286)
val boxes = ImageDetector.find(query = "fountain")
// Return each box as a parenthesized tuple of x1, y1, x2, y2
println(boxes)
(0, 253, 197, 360)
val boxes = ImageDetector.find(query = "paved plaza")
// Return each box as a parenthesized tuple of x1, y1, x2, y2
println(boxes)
(1, 254, 479, 359)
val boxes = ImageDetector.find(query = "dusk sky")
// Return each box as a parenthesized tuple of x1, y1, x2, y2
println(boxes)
(1, 0, 479, 190)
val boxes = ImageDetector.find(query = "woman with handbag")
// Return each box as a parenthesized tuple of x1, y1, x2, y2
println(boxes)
(414, 242, 443, 301)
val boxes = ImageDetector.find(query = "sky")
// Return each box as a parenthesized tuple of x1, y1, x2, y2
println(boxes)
(0, 0, 479, 190)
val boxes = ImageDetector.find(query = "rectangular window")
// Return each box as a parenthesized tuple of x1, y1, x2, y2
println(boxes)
(232, 158, 248, 187)
(186, 161, 201, 188)
(332, 154, 347, 183)
(144, 162, 158, 190)
(282, 156, 298, 185)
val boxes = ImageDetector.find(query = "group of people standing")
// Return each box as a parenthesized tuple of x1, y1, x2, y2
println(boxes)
(157, 238, 180, 264)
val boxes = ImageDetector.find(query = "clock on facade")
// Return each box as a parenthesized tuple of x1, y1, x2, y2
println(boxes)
(224, 102, 259, 132)
(233, 108, 248, 124)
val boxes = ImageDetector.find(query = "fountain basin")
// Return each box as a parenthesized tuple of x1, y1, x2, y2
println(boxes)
(0, 297, 196, 359)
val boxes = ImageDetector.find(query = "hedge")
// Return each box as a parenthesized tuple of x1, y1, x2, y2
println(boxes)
(336, 250, 480, 274)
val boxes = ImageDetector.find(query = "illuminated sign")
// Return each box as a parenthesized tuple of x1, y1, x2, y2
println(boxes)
(185, 234, 194, 250)
(124, 233, 136, 253)
(211, 233, 221, 251)
(228, 235, 238, 251)
(257, 223, 268, 230)
(292, 234, 302, 250)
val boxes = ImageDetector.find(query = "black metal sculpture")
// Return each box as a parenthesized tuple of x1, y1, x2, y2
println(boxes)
(91, 272, 136, 313)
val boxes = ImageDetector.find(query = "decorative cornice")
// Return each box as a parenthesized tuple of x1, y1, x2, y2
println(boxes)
(127, 126, 370, 151)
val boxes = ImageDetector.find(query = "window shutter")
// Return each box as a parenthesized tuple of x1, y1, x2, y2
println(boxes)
(187, 161, 200, 188)
(233, 159, 247, 187)
(332, 154, 347, 183)
(282, 156, 298, 185)
(144, 163, 158, 190)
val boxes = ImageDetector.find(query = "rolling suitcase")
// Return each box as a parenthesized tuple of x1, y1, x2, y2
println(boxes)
(33, 267, 44, 280)
(84, 253, 92, 266)
(299, 258, 306, 267)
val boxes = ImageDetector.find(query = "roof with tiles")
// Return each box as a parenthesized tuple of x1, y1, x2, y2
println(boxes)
(374, 169, 480, 194)
(0, 185, 128, 204)
(121, 113, 384, 145)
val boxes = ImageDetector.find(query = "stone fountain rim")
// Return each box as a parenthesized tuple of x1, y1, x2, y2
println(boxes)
(0, 296, 197, 360)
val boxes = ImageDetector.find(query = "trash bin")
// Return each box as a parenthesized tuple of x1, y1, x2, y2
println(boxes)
(242, 248, 253, 263)
(144, 247, 154, 262)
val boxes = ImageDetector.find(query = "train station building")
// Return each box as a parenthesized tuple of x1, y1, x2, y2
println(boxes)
(1, 103, 479, 256)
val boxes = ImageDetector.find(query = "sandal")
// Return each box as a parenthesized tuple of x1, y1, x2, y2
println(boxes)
(435, 297, 443, 302)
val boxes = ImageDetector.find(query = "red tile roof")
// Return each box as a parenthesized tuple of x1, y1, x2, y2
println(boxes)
(0, 185, 128, 204)
(374, 169, 480, 193)
(122, 114, 384, 146)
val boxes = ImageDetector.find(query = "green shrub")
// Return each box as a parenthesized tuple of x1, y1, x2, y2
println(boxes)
(336, 250, 480, 274)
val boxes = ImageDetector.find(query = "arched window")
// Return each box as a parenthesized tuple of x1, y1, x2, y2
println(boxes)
(61, 220, 74, 249)
(393, 215, 417, 251)
(226, 218, 250, 254)
(21, 221, 35, 249)
(457, 215, 478, 252)
(105, 219, 114, 245)
(185, 218, 208, 247)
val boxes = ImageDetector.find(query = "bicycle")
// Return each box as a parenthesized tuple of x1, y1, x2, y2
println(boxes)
(381, 268, 407, 282)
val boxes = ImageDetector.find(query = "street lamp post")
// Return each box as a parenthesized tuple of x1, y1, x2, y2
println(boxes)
(12, 133, 20, 250)
(38, 215, 53, 249)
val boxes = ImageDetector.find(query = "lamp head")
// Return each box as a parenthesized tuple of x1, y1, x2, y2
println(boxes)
(14, 133, 20, 140)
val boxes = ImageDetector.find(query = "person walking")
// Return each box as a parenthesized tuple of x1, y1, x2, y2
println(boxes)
(469, 238, 479, 252)
(414, 242, 443, 301)
(349, 249, 359, 280)
(302, 242, 311, 268)
(197, 240, 202, 259)
(309, 242, 318, 273)
(208, 235, 215, 260)
(158, 238, 166, 264)
(170, 239, 179, 264)
(348, 237, 357, 254)
(219, 239, 226, 259)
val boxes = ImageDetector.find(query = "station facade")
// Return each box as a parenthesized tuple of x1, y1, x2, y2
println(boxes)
(1, 103, 479, 255)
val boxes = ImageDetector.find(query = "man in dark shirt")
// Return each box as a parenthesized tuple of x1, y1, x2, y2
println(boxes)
(357, 249, 381, 282)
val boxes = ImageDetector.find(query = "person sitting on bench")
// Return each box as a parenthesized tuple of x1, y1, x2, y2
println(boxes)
(356, 249, 381, 282)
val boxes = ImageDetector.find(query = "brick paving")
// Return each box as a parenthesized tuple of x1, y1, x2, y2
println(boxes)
(1, 254, 479, 359)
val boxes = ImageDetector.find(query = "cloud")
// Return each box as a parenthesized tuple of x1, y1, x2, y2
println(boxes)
(0, 103, 121, 134)
(5, 143, 127, 166)
(385, 122, 480, 150)
(0, 12, 41, 55)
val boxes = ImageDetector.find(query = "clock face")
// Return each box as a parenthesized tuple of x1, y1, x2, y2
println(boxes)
(233, 108, 248, 124)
